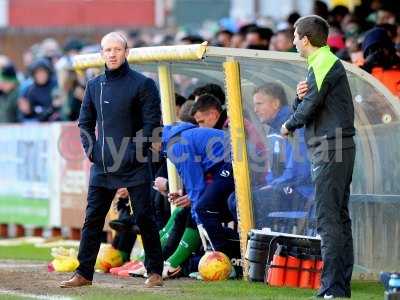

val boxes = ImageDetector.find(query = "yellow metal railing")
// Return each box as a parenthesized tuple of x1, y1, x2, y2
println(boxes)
(158, 64, 181, 194)
(223, 58, 254, 279)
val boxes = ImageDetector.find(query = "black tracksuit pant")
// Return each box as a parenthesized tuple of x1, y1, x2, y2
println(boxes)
(76, 184, 163, 280)
(312, 147, 356, 298)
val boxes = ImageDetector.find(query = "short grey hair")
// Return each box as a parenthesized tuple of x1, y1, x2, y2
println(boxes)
(101, 32, 128, 49)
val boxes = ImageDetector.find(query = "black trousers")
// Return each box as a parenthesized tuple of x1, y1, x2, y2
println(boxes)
(76, 184, 163, 280)
(194, 162, 239, 258)
(312, 147, 355, 298)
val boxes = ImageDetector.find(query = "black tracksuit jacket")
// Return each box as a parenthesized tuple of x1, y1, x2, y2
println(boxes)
(78, 60, 161, 188)
(285, 46, 355, 154)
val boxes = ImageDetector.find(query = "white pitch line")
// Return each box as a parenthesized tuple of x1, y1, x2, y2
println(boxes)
(0, 289, 75, 300)
(0, 262, 43, 268)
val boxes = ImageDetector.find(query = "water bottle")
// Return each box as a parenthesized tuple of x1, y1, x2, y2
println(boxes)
(272, 140, 285, 177)
(385, 274, 400, 300)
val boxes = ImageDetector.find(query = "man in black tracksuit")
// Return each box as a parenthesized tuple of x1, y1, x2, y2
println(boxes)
(60, 32, 163, 288)
(281, 16, 356, 299)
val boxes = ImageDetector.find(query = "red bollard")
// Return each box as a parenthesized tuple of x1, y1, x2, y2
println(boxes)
(299, 255, 315, 289)
(51, 227, 62, 237)
(313, 258, 324, 289)
(33, 227, 43, 237)
(15, 224, 25, 237)
(0, 224, 8, 238)
(70, 228, 81, 240)
(284, 248, 301, 288)
(267, 245, 287, 286)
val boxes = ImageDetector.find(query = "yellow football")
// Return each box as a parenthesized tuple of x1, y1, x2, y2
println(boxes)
(198, 251, 232, 281)
(95, 245, 124, 273)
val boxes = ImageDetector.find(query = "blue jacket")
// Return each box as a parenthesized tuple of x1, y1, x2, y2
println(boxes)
(162, 122, 229, 222)
(265, 106, 313, 199)
(78, 61, 161, 188)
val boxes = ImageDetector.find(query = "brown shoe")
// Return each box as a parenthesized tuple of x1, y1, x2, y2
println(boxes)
(60, 273, 92, 288)
(144, 273, 163, 288)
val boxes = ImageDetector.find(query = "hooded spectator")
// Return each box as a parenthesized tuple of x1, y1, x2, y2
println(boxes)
(19, 59, 59, 122)
(362, 27, 400, 97)
(0, 63, 19, 123)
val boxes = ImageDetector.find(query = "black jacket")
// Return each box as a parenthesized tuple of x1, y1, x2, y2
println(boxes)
(78, 61, 161, 188)
(285, 46, 355, 153)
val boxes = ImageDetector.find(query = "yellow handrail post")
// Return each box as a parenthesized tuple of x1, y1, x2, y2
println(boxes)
(158, 64, 181, 194)
(223, 58, 254, 280)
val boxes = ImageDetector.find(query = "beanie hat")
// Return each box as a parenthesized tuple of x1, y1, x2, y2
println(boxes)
(362, 27, 393, 56)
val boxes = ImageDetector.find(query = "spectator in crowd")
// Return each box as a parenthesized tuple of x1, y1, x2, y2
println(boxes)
(215, 29, 233, 47)
(18, 45, 40, 99)
(18, 58, 59, 122)
(362, 27, 400, 97)
(313, 0, 329, 21)
(245, 26, 273, 50)
(341, 15, 362, 38)
(377, 23, 399, 44)
(287, 12, 301, 28)
(231, 30, 245, 48)
(376, 4, 397, 25)
(0, 63, 19, 123)
(55, 38, 85, 86)
(180, 35, 204, 45)
(272, 29, 296, 52)
(58, 70, 85, 121)
(336, 34, 364, 66)
(327, 27, 346, 54)
(329, 5, 350, 28)
(38, 38, 62, 75)
(55, 39, 86, 121)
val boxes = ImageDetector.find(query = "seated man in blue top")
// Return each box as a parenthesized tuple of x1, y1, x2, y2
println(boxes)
(162, 122, 238, 258)
(251, 82, 313, 228)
